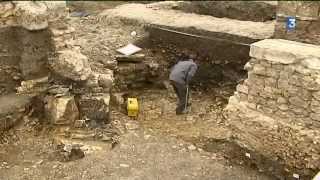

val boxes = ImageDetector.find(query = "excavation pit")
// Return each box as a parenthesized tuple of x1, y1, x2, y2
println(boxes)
(1, 1, 319, 180)
(111, 26, 286, 179)
(112, 23, 318, 179)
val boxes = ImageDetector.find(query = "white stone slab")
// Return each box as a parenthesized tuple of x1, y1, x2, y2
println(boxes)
(117, 44, 142, 56)
(250, 39, 320, 64)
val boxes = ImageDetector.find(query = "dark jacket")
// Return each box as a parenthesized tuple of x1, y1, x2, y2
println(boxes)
(169, 59, 197, 85)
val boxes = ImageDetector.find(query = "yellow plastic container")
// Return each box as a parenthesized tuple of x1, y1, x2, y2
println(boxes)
(127, 98, 139, 117)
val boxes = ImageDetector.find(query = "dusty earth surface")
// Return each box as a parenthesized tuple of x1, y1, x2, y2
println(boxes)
(0, 86, 275, 180)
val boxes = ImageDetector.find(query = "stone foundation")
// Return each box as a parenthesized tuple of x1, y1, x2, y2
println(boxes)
(0, 94, 31, 131)
(225, 39, 320, 177)
(0, 1, 114, 132)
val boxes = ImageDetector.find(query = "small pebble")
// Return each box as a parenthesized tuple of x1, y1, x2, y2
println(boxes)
(36, 160, 43, 165)
(179, 148, 186, 153)
(144, 135, 151, 140)
(188, 145, 197, 151)
(293, 173, 299, 179)
(130, 31, 137, 37)
(120, 164, 129, 168)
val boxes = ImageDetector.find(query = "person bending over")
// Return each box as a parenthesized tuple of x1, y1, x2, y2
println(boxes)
(169, 53, 198, 115)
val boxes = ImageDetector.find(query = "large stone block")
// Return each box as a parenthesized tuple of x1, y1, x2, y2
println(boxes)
(0, 94, 31, 131)
(250, 39, 320, 64)
(45, 95, 79, 125)
(311, 99, 320, 112)
(98, 72, 114, 89)
(302, 75, 320, 91)
(288, 96, 309, 109)
(50, 49, 92, 81)
(302, 57, 320, 70)
(295, 65, 312, 75)
(288, 74, 303, 87)
(252, 64, 266, 76)
(0, 2, 15, 18)
(83, 71, 114, 94)
(264, 77, 277, 88)
(277, 97, 287, 104)
(247, 72, 265, 87)
(278, 104, 289, 111)
(14, 2, 49, 31)
(290, 106, 309, 117)
(236, 84, 248, 94)
(16, 76, 49, 95)
(265, 68, 279, 78)
(78, 94, 110, 123)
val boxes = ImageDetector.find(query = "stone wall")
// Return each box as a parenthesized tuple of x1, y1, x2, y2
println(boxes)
(0, 1, 114, 132)
(0, 27, 21, 95)
(225, 39, 320, 178)
(274, 1, 320, 45)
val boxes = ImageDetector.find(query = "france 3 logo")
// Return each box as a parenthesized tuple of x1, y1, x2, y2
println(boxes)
(286, 16, 296, 31)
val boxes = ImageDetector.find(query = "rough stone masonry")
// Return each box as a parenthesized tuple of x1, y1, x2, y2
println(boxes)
(225, 39, 320, 176)
(0, 1, 114, 131)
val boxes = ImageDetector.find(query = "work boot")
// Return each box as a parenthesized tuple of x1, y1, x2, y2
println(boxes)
(176, 108, 189, 115)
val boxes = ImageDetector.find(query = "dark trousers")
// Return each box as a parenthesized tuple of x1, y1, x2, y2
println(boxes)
(170, 81, 188, 114)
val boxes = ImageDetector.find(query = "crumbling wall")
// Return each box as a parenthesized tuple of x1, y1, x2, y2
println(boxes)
(274, 1, 320, 45)
(225, 39, 320, 178)
(0, 27, 21, 95)
(0, 1, 114, 132)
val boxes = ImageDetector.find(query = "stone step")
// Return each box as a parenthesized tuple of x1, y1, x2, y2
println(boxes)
(0, 93, 31, 131)
(102, 3, 275, 43)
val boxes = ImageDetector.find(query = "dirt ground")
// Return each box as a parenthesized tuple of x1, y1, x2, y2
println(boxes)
(0, 86, 275, 180)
